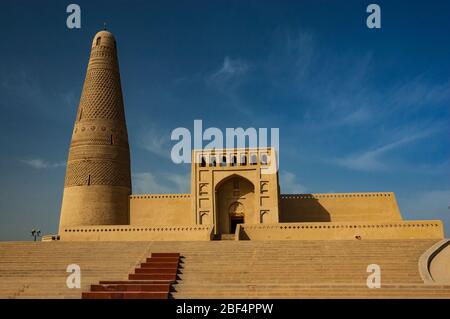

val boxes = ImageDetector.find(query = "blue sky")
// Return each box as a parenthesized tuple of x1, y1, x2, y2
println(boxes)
(0, 0, 448, 240)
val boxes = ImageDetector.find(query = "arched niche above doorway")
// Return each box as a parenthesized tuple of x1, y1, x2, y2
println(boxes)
(215, 175, 255, 235)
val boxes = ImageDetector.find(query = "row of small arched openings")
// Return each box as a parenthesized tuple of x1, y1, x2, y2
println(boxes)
(199, 153, 269, 168)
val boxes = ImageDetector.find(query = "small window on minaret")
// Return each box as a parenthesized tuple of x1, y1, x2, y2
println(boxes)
(88, 175, 91, 186)
(96, 37, 101, 46)
(200, 156, 206, 167)
(111, 135, 113, 145)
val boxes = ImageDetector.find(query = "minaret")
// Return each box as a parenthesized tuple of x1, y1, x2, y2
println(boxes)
(59, 30, 131, 231)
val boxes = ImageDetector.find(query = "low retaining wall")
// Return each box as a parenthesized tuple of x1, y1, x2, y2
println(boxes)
(60, 225, 213, 241)
(419, 239, 450, 284)
(237, 220, 444, 240)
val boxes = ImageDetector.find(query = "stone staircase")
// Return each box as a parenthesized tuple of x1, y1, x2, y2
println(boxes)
(1, 239, 450, 298)
(149, 240, 450, 298)
(214, 234, 235, 240)
(82, 253, 180, 299)
(0, 241, 152, 298)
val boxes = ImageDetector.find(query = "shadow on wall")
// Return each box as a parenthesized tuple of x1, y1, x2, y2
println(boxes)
(279, 194, 331, 222)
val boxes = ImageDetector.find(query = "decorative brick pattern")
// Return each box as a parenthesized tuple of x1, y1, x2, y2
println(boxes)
(65, 160, 130, 187)
(77, 68, 125, 121)
(63, 30, 131, 189)
(60, 30, 131, 229)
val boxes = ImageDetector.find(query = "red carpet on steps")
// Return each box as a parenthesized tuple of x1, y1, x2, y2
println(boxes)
(82, 253, 180, 299)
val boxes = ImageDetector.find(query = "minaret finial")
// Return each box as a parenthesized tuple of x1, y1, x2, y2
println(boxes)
(103, 22, 107, 31)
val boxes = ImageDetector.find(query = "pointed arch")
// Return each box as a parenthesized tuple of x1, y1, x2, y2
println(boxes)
(215, 174, 255, 235)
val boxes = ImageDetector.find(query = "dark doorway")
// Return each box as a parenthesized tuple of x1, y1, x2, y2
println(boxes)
(230, 216, 244, 233)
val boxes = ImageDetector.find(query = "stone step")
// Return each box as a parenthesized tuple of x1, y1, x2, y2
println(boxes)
(140, 263, 178, 270)
(218, 234, 235, 240)
(146, 257, 180, 262)
(151, 253, 180, 258)
(82, 251, 180, 299)
(172, 293, 450, 299)
(135, 268, 178, 274)
(82, 291, 168, 299)
(141, 262, 179, 268)
(129, 273, 177, 281)
(99, 280, 174, 285)
(1, 240, 446, 299)
(91, 283, 170, 292)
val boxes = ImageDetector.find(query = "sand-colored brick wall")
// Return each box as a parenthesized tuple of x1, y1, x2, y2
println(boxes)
(191, 148, 280, 235)
(238, 220, 444, 240)
(59, 224, 213, 241)
(279, 192, 402, 223)
(129, 194, 193, 226)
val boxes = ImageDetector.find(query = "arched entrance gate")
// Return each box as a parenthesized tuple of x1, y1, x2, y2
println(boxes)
(215, 175, 255, 235)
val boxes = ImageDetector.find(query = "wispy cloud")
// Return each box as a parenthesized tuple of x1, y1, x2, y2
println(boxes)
(263, 30, 449, 174)
(59, 90, 77, 109)
(332, 128, 438, 171)
(1, 69, 77, 119)
(408, 160, 450, 175)
(265, 29, 315, 82)
(132, 172, 190, 194)
(138, 127, 172, 159)
(338, 106, 372, 126)
(279, 170, 307, 194)
(208, 56, 249, 86)
(1, 70, 43, 103)
(174, 56, 248, 89)
(133, 172, 171, 194)
(260, 30, 378, 129)
(265, 30, 449, 133)
(388, 76, 450, 112)
(21, 158, 65, 169)
(205, 56, 254, 118)
(162, 172, 190, 193)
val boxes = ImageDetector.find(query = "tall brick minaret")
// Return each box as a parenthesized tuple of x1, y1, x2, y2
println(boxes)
(59, 30, 131, 231)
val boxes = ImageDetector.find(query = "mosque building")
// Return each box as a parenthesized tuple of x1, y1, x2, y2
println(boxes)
(57, 30, 443, 242)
